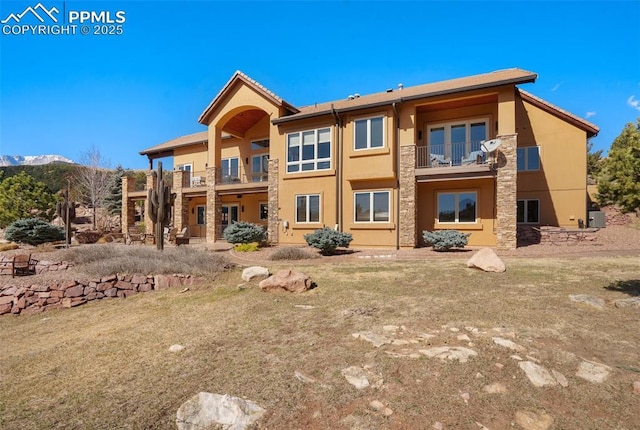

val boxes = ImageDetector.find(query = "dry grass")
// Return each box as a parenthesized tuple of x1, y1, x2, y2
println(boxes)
(268, 246, 317, 261)
(58, 244, 232, 277)
(1, 255, 640, 429)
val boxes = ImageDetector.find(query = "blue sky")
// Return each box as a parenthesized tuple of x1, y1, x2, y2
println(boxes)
(1, 0, 638, 169)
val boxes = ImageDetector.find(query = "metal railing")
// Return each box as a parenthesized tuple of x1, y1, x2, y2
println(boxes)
(181, 170, 207, 188)
(416, 141, 487, 168)
(216, 170, 268, 185)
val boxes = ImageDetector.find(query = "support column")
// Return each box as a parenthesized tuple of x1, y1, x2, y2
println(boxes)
(172, 170, 188, 232)
(144, 171, 157, 235)
(267, 159, 279, 244)
(121, 176, 136, 233)
(496, 133, 518, 250)
(399, 144, 417, 248)
(205, 167, 220, 243)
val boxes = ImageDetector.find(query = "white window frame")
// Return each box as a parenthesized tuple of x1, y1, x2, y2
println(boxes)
(517, 146, 540, 171)
(295, 194, 321, 223)
(354, 191, 391, 223)
(259, 202, 269, 221)
(426, 117, 489, 161)
(221, 157, 240, 180)
(286, 128, 331, 173)
(517, 199, 540, 224)
(177, 163, 193, 172)
(436, 191, 478, 224)
(354, 116, 385, 150)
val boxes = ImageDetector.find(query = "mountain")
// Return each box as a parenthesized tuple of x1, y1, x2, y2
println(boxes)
(0, 155, 76, 167)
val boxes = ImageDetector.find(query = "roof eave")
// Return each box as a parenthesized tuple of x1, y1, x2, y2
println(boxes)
(139, 139, 208, 157)
(272, 73, 538, 125)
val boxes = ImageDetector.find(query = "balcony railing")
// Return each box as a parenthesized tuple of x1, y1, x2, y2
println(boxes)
(416, 141, 487, 168)
(181, 170, 207, 188)
(216, 171, 269, 185)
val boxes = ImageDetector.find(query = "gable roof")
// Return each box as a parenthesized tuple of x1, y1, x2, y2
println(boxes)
(518, 89, 599, 138)
(139, 131, 208, 157)
(198, 70, 298, 125)
(272, 68, 538, 124)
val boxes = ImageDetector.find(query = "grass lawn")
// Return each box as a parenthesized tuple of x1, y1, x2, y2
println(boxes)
(1, 254, 639, 429)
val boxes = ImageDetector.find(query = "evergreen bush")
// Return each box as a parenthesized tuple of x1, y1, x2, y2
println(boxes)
(223, 221, 266, 244)
(422, 230, 470, 251)
(304, 228, 353, 255)
(5, 218, 65, 246)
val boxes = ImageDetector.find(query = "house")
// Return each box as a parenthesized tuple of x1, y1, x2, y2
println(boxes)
(122, 68, 598, 249)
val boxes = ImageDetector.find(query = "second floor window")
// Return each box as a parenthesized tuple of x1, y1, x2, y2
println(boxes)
(517, 146, 540, 171)
(221, 157, 239, 183)
(354, 116, 384, 150)
(287, 128, 331, 173)
(427, 118, 488, 165)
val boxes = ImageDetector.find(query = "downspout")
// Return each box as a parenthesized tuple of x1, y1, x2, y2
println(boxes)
(331, 105, 342, 231)
(392, 102, 401, 250)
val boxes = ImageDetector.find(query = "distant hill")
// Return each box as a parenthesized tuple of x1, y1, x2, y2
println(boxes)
(0, 154, 76, 166)
(0, 163, 77, 194)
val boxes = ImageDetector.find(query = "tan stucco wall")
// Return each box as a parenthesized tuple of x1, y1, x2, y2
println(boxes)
(173, 146, 208, 173)
(417, 178, 497, 247)
(516, 97, 588, 227)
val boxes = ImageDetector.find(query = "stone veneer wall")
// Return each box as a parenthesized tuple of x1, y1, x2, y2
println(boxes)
(0, 262, 199, 316)
(495, 133, 518, 250)
(399, 145, 417, 248)
(205, 167, 221, 243)
(172, 170, 188, 232)
(267, 159, 279, 244)
(121, 176, 137, 233)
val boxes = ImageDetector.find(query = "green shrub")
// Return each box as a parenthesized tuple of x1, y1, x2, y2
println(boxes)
(268, 247, 315, 260)
(5, 218, 65, 246)
(223, 221, 266, 244)
(422, 230, 470, 251)
(304, 228, 353, 255)
(234, 242, 259, 252)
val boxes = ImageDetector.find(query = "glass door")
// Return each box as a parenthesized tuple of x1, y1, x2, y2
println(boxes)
(221, 204, 239, 235)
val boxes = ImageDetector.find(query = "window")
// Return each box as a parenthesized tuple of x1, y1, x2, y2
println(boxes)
(259, 203, 269, 221)
(517, 147, 540, 171)
(287, 128, 331, 173)
(251, 154, 269, 182)
(517, 199, 540, 224)
(427, 118, 488, 164)
(196, 206, 206, 225)
(296, 195, 320, 223)
(354, 116, 384, 150)
(221, 157, 239, 183)
(437, 192, 477, 223)
(354, 191, 390, 222)
(251, 139, 269, 151)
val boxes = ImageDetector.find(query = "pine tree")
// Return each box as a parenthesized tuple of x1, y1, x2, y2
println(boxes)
(105, 165, 127, 216)
(597, 118, 640, 213)
(0, 172, 58, 228)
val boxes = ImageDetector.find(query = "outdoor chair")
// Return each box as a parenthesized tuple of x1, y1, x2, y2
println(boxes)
(175, 227, 189, 245)
(12, 253, 36, 278)
(461, 150, 486, 165)
(430, 153, 452, 167)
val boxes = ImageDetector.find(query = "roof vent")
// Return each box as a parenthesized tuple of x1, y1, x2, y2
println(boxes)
(347, 95, 355, 100)
(386, 88, 393, 93)
(354, 93, 360, 98)
(398, 83, 404, 90)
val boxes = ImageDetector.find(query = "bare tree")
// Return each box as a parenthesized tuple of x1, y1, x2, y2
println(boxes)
(74, 146, 114, 230)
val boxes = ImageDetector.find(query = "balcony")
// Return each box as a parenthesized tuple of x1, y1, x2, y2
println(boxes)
(415, 142, 493, 180)
(215, 170, 269, 193)
(181, 170, 207, 188)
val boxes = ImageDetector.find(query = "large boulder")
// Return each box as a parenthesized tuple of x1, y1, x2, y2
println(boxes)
(259, 269, 313, 293)
(466, 248, 506, 273)
(241, 266, 269, 282)
(176, 392, 265, 430)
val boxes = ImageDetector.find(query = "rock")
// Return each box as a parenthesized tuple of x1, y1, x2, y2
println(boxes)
(457, 334, 471, 342)
(154, 274, 181, 290)
(459, 392, 470, 403)
(294, 370, 316, 384)
(634, 381, 640, 394)
(176, 392, 265, 430)
(483, 382, 507, 393)
(614, 297, 640, 309)
(64, 285, 84, 298)
(352, 331, 392, 348)
(169, 344, 185, 353)
(419, 346, 478, 363)
(514, 410, 554, 430)
(551, 370, 569, 387)
(569, 294, 605, 310)
(492, 337, 525, 352)
(466, 248, 506, 273)
(341, 366, 370, 389)
(369, 400, 385, 411)
(242, 266, 269, 282)
(258, 269, 313, 293)
(576, 360, 611, 383)
(433, 422, 444, 430)
(518, 361, 557, 387)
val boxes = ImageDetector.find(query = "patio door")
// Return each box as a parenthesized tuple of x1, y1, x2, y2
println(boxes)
(221, 204, 239, 234)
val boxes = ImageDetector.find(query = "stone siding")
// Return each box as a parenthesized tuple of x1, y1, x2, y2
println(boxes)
(267, 159, 279, 244)
(205, 167, 221, 243)
(121, 176, 136, 232)
(495, 133, 518, 250)
(399, 145, 417, 248)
